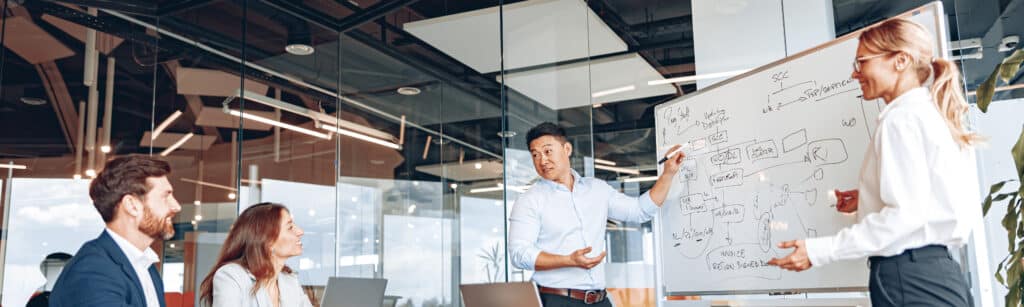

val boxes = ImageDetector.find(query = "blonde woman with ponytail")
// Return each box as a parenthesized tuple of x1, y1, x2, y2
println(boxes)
(768, 18, 982, 306)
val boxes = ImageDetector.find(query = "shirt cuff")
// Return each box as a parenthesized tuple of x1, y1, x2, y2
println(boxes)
(804, 236, 835, 268)
(512, 245, 543, 271)
(640, 191, 660, 216)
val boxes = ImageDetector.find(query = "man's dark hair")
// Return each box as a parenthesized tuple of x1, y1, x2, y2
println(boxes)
(89, 156, 171, 222)
(526, 122, 568, 146)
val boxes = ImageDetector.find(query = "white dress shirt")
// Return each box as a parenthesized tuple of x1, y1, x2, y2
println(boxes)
(106, 228, 162, 307)
(508, 170, 659, 290)
(805, 87, 982, 267)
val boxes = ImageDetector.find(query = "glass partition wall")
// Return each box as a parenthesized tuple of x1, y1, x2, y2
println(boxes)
(3, 1, 1014, 307)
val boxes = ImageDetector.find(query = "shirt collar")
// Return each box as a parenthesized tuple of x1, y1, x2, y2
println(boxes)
(878, 87, 929, 121)
(537, 169, 583, 191)
(106, 228, 160, 267)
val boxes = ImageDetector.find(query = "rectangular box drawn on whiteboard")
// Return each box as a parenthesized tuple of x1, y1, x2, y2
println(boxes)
(710, 148, 742, 165)
(709, 169, 743, 188)
(746, 140, 779, 161)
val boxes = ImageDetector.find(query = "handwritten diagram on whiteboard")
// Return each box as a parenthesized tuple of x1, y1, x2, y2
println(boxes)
(653, 3, 945, 295)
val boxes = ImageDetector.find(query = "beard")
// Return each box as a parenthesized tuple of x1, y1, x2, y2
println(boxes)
(139, 206, 175, 240)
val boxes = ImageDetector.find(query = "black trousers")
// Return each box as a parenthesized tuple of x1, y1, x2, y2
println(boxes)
(868, 245, 971, 307)
(540, 293, 612, 307)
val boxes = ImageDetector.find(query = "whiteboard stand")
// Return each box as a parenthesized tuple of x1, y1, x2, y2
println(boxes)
(652, 2, 947, 306)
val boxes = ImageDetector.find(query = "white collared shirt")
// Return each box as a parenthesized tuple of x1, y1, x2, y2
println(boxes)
(106, 228, 162, 307)
(508, 170, 659, 289)
(805, 87, 982, 267)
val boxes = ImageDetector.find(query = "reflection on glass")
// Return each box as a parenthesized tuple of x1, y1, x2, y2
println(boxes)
(459, 196, 505, 284)
(2, 178, 103, 307)
(256, 179, 338, 286)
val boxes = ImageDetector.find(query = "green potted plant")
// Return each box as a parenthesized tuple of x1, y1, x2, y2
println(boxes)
(977, 48, 1024, 307)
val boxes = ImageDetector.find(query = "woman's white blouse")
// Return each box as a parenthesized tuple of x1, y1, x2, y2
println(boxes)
(805, 87, 982, 267)
(210, 263, 314, 307)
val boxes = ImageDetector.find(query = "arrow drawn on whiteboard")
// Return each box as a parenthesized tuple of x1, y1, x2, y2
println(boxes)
(770, 80, 814, 95)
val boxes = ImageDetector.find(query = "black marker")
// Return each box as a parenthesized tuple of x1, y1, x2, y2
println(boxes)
(658, 143, 692, 164)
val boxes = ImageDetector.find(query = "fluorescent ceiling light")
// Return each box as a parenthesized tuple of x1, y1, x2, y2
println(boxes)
(647, 69, 751, 86)
(320, 124, 401, 150)
(228, 89, 394, 141)
(180, 178, 238, 192)
(623, 176, 659, 183)
(160, 132, 194, 156)
(594, 158, 616, 166)
(594, 164, 640, 175)
(152, 110, 183, 140)
(0, 164, 27, 169)
(470, 184, 504, 194)
(591, 85, 636, 98)
(227, 109, 330, 140)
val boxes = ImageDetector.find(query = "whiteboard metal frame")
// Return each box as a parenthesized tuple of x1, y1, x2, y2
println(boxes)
(652, 1, 949, 300)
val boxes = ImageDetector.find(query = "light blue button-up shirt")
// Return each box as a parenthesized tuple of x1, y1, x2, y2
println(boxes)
(508, 170, 659, 290)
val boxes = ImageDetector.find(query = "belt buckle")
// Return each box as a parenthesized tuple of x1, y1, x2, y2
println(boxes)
(584, 290, 600, 304)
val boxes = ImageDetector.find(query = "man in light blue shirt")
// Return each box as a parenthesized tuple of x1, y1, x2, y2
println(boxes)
(509, 122, 685, 306)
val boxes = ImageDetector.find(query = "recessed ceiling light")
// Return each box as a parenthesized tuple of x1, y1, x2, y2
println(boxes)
(285, 44, 315, 56)
(397, 87, 421, 96)
(20, 97, 47, 105)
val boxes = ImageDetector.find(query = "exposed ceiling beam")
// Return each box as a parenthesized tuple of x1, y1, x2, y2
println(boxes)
(335, 0, 419, 33)
(162, 61, 222, 139)
(8, 3, 77, 150)
(158, 0, 219, 17)
(38, 0, 158, 16)
(36, 62, 78, 151)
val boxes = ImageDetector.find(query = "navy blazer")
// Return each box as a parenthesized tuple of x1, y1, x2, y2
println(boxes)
(49, 230, 167, 307)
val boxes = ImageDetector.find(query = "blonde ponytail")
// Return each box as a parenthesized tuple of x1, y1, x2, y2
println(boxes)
(859, 18, 984, 148)
(929, 58, 983, 147)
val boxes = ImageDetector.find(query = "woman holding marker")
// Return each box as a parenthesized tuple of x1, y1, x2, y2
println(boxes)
(767, 18, 982, 306)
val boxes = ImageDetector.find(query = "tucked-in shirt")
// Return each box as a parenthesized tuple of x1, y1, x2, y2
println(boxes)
(508, 170, 660, 289)
(805, 87, 982, 267)
(106, 228, 162, 307)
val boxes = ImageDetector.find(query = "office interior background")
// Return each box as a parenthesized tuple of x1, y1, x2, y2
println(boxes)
(0, 0, 1022, 306)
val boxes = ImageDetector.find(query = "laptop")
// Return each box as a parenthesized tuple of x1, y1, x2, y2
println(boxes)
(320, 277, 388, 307)
(460, 282, 543, 307)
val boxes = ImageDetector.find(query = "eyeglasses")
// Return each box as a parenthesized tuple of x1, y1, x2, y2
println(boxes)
(852, 53, 890, 72)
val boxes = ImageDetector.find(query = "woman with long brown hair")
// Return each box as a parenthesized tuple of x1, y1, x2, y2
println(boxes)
(199, 202, 312, 307)
(768, 18, 983, 306)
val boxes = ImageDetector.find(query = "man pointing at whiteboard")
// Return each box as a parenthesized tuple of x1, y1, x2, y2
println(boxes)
(508, 122, 686, 307)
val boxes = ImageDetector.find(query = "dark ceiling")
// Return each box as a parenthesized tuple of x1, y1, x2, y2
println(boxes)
(1, 0, 1021, 182)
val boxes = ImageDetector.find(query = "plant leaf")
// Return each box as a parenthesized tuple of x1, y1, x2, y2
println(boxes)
(1008, 255, 1023, 293)
(1000, 49, 1024, 84)
(1006, 201, 1019, 253)
(1009, 285, 1021, 307)
(1013, 126, 1024, 185)
(978, 63, 1002, 113)
(993, 180, 1015, 195)
(998, 260, 1007, 286)
(986, 195, 996, 216)
(997, 192, 1018, 202)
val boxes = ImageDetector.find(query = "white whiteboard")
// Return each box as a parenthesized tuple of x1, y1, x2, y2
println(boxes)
(653, 2, 948, 295)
